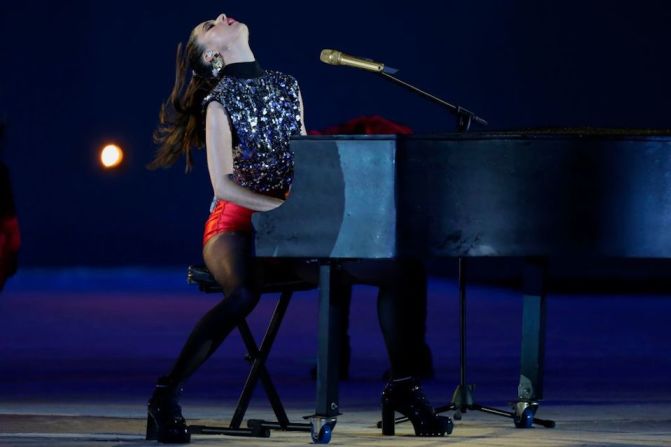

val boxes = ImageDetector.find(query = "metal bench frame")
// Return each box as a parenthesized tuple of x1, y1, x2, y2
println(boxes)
(186, 264, 315, 438)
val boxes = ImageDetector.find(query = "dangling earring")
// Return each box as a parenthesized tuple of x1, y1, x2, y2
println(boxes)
(210, 53, 224, 78)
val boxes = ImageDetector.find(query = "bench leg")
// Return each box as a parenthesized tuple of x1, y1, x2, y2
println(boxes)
(230, 291, 293, 429)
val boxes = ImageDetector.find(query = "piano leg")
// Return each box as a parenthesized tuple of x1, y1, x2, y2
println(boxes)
(389, 257, 555, 430)
(519, 258, 547, 402)
(509, 258, 553, 428)
(310, 262, 342, 443)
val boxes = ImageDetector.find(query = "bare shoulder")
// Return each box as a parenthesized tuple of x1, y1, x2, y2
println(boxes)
(206, 101, 229, 126)
(206, 100, 226, 114)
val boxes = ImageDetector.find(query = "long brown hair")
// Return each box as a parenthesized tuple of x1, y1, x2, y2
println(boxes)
(148, 30, 219, 172)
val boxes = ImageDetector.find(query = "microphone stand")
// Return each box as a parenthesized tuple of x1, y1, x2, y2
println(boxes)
(377, 72, 487, 132)
(371, 70, 556, 431)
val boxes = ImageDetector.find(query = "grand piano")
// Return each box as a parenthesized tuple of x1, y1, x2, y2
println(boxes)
(253, 131, 671, 441)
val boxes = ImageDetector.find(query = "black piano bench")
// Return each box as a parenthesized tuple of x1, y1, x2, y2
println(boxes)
(186, 263, 315, 438)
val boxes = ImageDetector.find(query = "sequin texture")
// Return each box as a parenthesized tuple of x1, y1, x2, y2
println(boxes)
(203, 70, 302, 194)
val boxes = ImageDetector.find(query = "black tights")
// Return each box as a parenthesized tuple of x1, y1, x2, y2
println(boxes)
(168, 233, 259, 382)
(167, 232, 429, 383)
(340, 260, 429, 378)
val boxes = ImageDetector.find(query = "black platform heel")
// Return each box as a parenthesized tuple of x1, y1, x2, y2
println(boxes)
(381, 377, 453, 436)
(146, 376, 191, 444)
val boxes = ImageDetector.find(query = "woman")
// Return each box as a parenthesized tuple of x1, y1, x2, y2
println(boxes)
(147, 13, 451, 444)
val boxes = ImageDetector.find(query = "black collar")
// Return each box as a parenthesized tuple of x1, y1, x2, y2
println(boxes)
(222, 61, 263, 79)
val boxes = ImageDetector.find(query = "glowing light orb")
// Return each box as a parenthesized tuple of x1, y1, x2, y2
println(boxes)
(100, 144, 124, 168)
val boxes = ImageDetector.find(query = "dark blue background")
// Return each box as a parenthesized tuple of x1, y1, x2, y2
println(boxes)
(2, 1, 670, 266)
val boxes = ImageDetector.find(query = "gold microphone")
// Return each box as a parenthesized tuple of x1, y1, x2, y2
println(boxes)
(320, 49, 398, 74)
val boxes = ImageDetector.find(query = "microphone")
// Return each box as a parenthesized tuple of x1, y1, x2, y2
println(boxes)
(320, 49, 399, 74)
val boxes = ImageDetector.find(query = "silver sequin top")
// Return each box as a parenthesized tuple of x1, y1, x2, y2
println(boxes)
(203, 67, 302, 195)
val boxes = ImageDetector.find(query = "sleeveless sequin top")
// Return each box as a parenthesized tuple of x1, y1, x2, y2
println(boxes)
(203, 61, 302, 196)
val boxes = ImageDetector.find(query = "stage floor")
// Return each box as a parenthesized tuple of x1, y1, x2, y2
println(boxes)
(1, 268, 670, 446)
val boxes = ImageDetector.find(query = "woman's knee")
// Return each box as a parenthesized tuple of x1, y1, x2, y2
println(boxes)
(230, 285, 261, 316)
(206, 285, 260, 323)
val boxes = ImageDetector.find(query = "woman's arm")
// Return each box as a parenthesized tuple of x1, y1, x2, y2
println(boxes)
(298, 89, 307, 136)
(205, 101, 284, 212)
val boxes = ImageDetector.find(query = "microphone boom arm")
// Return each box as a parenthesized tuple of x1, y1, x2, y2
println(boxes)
(378, 72, 487, 132)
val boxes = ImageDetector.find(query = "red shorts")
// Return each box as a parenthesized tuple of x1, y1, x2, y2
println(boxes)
(203, 200, 254, 246)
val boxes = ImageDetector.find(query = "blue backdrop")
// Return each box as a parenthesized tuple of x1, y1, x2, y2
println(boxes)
(2, 0, 670, 266)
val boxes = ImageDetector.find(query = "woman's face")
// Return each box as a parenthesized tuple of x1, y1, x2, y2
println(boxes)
(194, 13, 247, 53)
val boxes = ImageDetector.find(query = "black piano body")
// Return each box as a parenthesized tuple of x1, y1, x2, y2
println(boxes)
(256, 132, 671, 259)
(252, 132, 671, 432)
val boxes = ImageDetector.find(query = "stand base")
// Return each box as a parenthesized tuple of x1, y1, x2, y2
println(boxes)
(441, 384, 555, 428)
